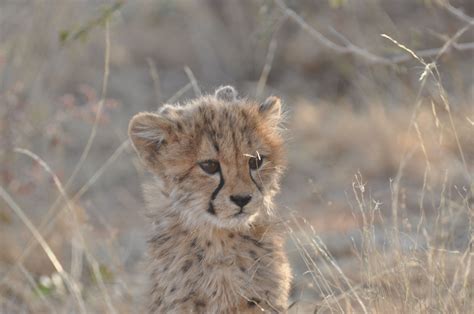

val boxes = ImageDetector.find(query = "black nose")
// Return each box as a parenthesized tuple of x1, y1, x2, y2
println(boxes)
(230, 195, 252, 208)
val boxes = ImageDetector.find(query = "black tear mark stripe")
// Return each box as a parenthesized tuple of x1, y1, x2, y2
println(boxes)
(211, 170, 225, 200)
(208, 203, 216, 215)
(249, 167, 263, 193)
(208, 169, 225, 215)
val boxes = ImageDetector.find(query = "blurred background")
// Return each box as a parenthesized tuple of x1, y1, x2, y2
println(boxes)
(0, 1, 472, 312)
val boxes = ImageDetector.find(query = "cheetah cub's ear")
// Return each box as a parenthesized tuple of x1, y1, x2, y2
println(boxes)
(259, 96, 282, 126)
(215, 85, 238, 102)
(128, 112, 175, 169)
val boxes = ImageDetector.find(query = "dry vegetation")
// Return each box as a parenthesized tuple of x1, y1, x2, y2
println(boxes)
(0, 1, 473, 313)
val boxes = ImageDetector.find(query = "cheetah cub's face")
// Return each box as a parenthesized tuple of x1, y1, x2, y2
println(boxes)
(129, 86, 285, 229)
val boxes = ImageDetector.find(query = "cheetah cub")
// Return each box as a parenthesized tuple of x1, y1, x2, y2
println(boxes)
(129, 86, 291, 313)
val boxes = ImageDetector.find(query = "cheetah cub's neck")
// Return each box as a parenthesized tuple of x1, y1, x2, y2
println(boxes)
(129, 86, 291, 313)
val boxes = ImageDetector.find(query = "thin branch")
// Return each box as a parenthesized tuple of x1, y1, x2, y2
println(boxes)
(439, 1, 474, 24)
(166, 82, 193, 105)
(435, 22, 474, 60)
(256, 16, 287, 98)
(184, 66, 201, 97)
(274, 0, 346, 53)
(146, 58, 163, 107)
(14, 20, 114, 272)
(73, 140, 130, 200)
(13, 148, 118, 314)
(65, 19, 111, 189)
(274, 0, 474, 64)
(0, 186, 87, 314)
(273, 0, 392, 64)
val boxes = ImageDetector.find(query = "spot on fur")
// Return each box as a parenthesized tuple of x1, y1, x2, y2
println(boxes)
(196, 249, 204, 262)
(194, 300, 206, 308)
(182, 260, 193, 273)
(249, 250, 258, 260)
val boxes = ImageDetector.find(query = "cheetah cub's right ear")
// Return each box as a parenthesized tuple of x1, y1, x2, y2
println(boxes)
(128, 112, 176, 170)
(215, 85, 238, 102)
(259, 96, 282, 127)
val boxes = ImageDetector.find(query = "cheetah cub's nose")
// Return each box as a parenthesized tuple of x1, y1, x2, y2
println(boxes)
(230, 195, 252, 208)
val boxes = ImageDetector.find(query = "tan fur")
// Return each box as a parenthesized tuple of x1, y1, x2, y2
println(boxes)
(128, 86, 291, 313)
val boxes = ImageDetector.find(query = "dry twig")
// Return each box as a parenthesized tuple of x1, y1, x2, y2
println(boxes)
(0, 186, 87, 314)
(184, 66, 201, 97)
(256, 15, 287, 98)
(273, 0, 474, 64)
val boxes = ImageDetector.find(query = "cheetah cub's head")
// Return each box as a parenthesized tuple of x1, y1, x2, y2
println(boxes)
(129, 86, 285, 229)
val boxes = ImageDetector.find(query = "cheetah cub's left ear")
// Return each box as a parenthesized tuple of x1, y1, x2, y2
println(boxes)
(215, 85, 238, 102)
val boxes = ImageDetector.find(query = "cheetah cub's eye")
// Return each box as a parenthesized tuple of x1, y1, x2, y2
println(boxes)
(199, 160, 220, 175)
(249, 156, 265, 171)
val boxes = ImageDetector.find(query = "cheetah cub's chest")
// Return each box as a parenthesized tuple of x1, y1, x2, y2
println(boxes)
(152, 227, 287, 312)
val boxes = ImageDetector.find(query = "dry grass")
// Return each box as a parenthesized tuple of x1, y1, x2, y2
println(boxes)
(0, 1, 473, 313)
(286, 170, 472, 313)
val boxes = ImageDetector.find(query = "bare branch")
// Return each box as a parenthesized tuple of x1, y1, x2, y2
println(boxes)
(166, 82, 193, 105)
(256, 15, 287, 98)
(64, 19, 111, 190)
(184, 66, 201, 97)
(146, 57, 163, 106)
(435, 23, 473, 60)
(0, 185, 87, 313)
(439, 1, 474, 24)
(274, 0, 474, 65)
(273, 0, 392, 64)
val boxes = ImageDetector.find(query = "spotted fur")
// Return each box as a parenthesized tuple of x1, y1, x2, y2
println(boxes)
(129, 86, 291, 313)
